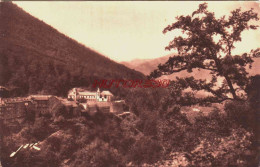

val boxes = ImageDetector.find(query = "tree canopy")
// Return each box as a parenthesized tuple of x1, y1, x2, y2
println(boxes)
(150, 3, 260, 103)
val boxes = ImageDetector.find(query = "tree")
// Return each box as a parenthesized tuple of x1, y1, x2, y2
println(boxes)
(150, 3, 259, 103)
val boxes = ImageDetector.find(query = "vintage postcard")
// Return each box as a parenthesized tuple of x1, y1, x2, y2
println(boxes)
(0, 1, 259, 166)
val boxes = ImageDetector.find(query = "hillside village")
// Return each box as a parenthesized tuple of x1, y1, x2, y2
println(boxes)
(0, 86, 127, 123)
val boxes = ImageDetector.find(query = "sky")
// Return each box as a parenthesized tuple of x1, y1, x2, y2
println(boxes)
(14, 1, 260, 62)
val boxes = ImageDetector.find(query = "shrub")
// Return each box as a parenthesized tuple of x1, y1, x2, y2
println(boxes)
(224, 100, 254, 129)
(189, 127, 256, 167)
(31, 117, 53, 141)
(128, 136, 163, 165)
(70, 139, 124, 167)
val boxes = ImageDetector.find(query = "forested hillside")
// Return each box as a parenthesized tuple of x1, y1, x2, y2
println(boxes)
(0, 2, 145, 96)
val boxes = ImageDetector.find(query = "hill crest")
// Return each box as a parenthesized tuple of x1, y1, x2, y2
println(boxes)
(0, 2, 145, 96)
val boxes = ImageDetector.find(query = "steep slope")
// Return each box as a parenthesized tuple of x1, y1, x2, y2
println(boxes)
(0, 2, 145, 96)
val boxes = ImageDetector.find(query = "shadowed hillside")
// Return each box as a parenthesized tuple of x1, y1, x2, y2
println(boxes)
(0, 2, 145, 96)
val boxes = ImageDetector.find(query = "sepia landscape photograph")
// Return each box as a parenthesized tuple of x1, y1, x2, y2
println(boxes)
(0, 1, 259, 166)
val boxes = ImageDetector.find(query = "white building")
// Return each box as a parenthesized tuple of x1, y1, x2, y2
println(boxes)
(67, 88, 113, 102)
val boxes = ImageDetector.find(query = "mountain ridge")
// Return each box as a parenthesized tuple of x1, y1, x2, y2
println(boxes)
(122, 54, 260, 79)
(0, 2, 145, 96)
(121, 54, 174, 75)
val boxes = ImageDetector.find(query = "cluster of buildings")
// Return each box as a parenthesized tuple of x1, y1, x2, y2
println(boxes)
(0, 87, 118, 121)
(67, 88, 116, 113)
(0, 95, 52, 120)
(67, 88, 113, 102)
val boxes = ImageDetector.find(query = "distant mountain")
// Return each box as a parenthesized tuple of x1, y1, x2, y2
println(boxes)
(122, 54, 260, 80)
(0, 2, 145, 96)
(121, 54, 173, 75)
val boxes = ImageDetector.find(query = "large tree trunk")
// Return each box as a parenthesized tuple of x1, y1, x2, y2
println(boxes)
(212, 54, 238, 99)
(223, 74, 237, 99)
